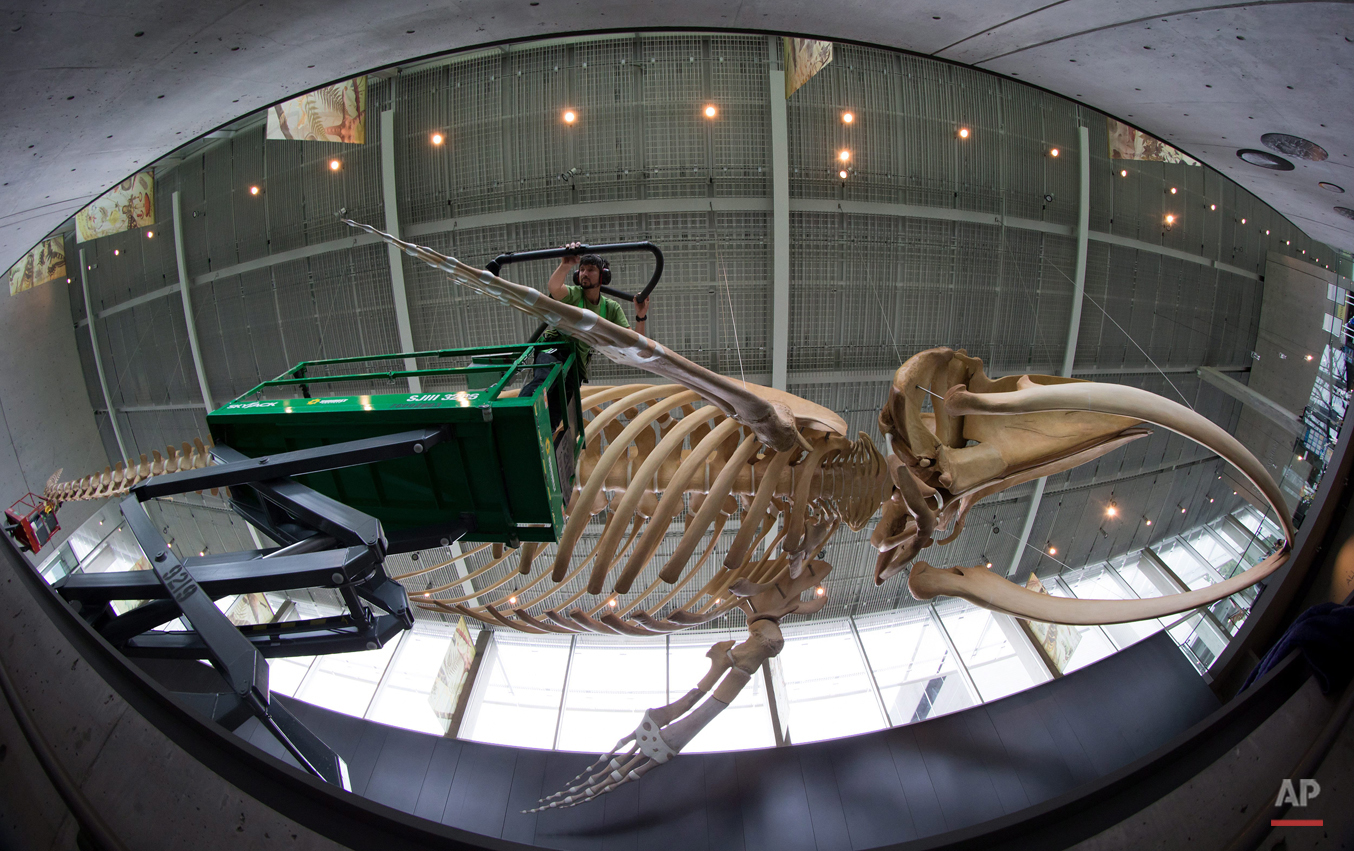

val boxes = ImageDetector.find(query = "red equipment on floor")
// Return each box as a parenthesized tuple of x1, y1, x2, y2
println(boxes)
(4, 493, 60, 554)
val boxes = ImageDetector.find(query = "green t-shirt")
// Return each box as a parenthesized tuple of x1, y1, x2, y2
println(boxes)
(540, 284, 630, 379)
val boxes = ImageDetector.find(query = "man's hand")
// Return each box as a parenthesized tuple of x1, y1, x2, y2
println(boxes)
(548, 242, 584, 299)
(558, 242, 583, 268)
(634, 294, 650, 333)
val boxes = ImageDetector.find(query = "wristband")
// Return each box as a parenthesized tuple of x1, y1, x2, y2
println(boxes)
(636, 314, 647, 321)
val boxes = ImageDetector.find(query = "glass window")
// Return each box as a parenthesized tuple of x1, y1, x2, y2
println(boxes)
(934, 601, 1038, 701)
(293, 637, 402, 718)
(269, 655, 316, 697)
(461, 632, 571, 749)
(1167, 612, 1229, 672)
(778, 621, 886, 743)
(856, 608, 974, 725)
(367, 622, 479, 735)
(1064, 562, 1163, 649)
(1040, 576, 1119, 673)
(556, 636, 668, 752)
(667, 632, 774, 752)
(1153, 539, 1216, 590)
(1111, 552, 1169, 598)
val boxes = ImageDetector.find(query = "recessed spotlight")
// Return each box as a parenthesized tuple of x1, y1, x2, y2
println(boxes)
(1120, 169, 1128, 177)
(563, 109, 577, 124)
(839, 169, 848, 179)
(838, 149, 851, 163)
(1049, 148, 1059, 157)
(1170, 187, 1177, 194)
(113, 249, 119, 256)
(329, 159, 341, 171)
(249, 185, 260, 195)
(1237, 149, 1295, 170)
(1210, 204, 1217, 211)
(958, 127, 970, 139)
(815, 586, 826, 597)
(704, 104, 718, 118)
(145, 230, 154, 238)
(1165, 214, 1176, 225)
(1047, 546, 1057, 555)
(1241, 218, 1246, 224)
(431, 132, 444, 145)
(841, 111, 854, 124)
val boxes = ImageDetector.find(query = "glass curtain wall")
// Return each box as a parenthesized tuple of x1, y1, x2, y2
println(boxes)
(35, 504, 1286, 749)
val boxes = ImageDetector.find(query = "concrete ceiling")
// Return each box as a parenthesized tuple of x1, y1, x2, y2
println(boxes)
(2, 1, 1352, 273)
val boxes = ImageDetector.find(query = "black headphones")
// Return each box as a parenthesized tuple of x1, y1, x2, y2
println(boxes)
(572, 254, 611, 287)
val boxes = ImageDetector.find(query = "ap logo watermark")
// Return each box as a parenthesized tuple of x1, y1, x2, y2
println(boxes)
(1271, 779, 1323, 828)
(1275, 778, 1320, 807)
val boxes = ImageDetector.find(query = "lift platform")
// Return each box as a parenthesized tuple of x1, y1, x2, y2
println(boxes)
(207, 343, 582, 550)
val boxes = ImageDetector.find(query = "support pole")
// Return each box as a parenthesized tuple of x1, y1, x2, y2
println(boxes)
(1006, 123, 1091, 578)
(380, 108, 421, 393)
(172, 191, 215, 412)
(79, 248, 129, 461)
(768, 36, 791, 391)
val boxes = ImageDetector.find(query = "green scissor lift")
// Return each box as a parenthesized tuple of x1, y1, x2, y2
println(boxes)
(207, 343, 583, 548)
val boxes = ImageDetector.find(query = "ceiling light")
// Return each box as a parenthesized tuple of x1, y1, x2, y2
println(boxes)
(1241, 218, 1247, 224)
(431, 132, 444, 145)
(841, 111, 854, 124)
(704, 104, 717, 118)
(508, 594, 518, 605)
(815, 586, 826, 597)
(563, 109, 576, 124)
(1286, 240, 1291, 245)
(1180, 506, 1187, 514)
(958, 127, 970, 139)
(249, 185, 260, 195)
(1049, 148, 1059, 157)
(1306, 354, 1314, 361)
(1145, 518, 1152, 526)
(1165, 214, 1176, 225)
(839, 149, 851, 163)
(1209, 497, 1215, 503)
(328, 159, 341, 171)
(839, 169, 848, 179)
(1105, 504, 1118, 517)
(145, 230, 154, 238)
(1210, 204, 1217, 211)
(1266, 230, 1271, 235)
(1047, 546, 1057, 555)
(1120, 169, 1128, 177)
(1170, 187, 1177, 194)
(609, 597, 618, 607)
(113, 249, 119, 256)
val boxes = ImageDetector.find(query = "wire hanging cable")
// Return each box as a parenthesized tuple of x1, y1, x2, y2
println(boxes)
(1039, 259, 1195, 410)
(1082, 290, 1195, 410)
(713, 226, 747, 389)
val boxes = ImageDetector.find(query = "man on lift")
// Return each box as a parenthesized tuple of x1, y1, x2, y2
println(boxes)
(519, 241, 649, 399)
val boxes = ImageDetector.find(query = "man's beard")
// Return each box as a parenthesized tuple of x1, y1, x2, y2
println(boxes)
(581, 280, 601, 290)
